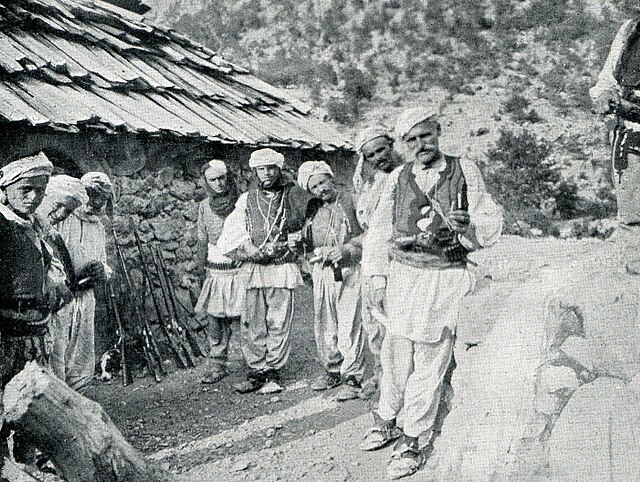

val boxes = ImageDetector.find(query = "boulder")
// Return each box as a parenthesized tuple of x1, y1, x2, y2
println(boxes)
(549, 378, 640, 481)
(535, 365, 579, 416)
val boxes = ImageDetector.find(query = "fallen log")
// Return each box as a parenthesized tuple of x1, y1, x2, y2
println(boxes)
(3, 362, 174, 482)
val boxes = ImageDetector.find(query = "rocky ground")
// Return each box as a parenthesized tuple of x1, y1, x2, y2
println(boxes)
(82, 234, 624, 481)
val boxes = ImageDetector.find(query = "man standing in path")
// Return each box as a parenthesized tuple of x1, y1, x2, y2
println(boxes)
(591, 14, 640, 274)
(361, 107, 503, 479)
(352, 125, 402, 399)
(57, 172, 113, 392)
(298, 160, 366, 401)
(216, 149, 306, 394)
(195, 160, 245, 384)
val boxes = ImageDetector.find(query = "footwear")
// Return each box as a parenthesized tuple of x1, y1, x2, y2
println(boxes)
(201, 369, 228, 384)
(258, 368, 283, 394)
(233, 371, 266, 394)
(311, 372, 342, 391)
(359, 413, 403, 451)
(334, 377, 361, 401)
(358, 377, 378, 400)
(387, 435, 424, 479)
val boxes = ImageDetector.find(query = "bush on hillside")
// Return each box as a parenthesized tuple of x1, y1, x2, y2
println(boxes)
(484, 128, 580, 234)
(500, 94, 543, 124)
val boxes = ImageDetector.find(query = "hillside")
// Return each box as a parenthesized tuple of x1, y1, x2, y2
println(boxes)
(142, 0, 637, 235)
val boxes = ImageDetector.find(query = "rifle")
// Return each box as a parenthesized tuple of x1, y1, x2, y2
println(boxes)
(132, 225, 193, 369)
(106, 280, 129, 386)
(153, 245, 209, 357)
(150, 246, 198, 366)
(110, 223, 165, 382)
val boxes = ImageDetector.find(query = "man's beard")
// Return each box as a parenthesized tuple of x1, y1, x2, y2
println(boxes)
(416, 147, 440, 166)
(261, 175, 283, 191)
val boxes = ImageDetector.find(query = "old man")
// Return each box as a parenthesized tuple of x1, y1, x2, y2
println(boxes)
(298, 160, 365, 401)
(216, 149, 306, 394)
(57, 172, 113, 392)
(361, 107, 503, 479)
(195, 160, 245, 384)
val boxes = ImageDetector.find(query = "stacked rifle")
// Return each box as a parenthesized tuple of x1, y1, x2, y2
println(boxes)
(106, 220, 206, 384)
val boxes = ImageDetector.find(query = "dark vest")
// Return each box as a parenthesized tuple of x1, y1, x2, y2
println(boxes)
(0, 214, 49, 303)
(391, 157, 469, 268)
(616, 19, 640, 89)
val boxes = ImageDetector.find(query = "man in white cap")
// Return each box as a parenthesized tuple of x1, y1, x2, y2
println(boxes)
(57, 171, 113, 392)
(216, 149, 306, 393)
(195, 160, 245, 384)
(352, 125, 403, 399)
(591, 14, 640, 274)
(297, 160, 365, 401)
(361, 107, 503, 478)
(36, 175, 90, 383)
(0, 152, 68, 467)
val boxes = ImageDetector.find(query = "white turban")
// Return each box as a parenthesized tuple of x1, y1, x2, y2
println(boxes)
(81, 172, 113, 196)
(249, 148, 285, 169)
(0, 152, 53, 188)
(395, 106, 440, 140)
(203, 159, 227, 177)
(45, 174, 89, 206)
(297, 161, 334, 192)
(354, 125, 392, 152)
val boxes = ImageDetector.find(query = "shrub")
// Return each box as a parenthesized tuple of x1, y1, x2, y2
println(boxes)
(500, 94, 543, 124)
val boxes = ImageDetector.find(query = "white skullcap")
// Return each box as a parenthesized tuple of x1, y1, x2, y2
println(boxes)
(395, 106, 440, 140)
(81, 172, 113, 196)
(355, 125, 392, 152)
(297, 160, 334, 192)
(46, 175, 89, 206)
(249, 148, 285, 169)
(0, 152, 53, 188)
(204, 159, 227, 177)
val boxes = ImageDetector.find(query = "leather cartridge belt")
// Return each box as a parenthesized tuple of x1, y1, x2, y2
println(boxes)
(206, 260, 241, 270)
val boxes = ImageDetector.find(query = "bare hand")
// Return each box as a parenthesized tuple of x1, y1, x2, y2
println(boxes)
(243, 242, 262, 258)
(594, 91, 618, 115)
(79, 261, 105, 282)
(327, 246, 347, 264)
(446, 210, 471, 234)
(373, 287, 386, 315)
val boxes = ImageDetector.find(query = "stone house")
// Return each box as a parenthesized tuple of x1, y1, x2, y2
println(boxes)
(0, 0, 353, 360)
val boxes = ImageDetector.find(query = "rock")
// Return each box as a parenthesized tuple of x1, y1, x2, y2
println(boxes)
(169, 179, 196, 201)
(151, 216, 186, 242)
(156, 167, 175, 188)
(549, 378, 640, 480)
(231, 460, 250, 472)
(560, 336, 594, 372)
(116, 194, 148, 214)
(175, 247, 193, 262)
(266, 428, 276, 438)
(184, 202, 199, 222)
(264, 440, 273, 448)
(535, 365, 579, 416)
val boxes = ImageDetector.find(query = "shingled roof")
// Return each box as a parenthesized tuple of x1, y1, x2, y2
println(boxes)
(0, 0, 351, 151)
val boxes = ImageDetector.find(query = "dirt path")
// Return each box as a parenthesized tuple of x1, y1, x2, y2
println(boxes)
(88, 235, 617, 480)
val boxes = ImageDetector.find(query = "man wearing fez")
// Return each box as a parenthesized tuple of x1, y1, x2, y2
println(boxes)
(57, 172, 113, 392)
(0, 153, 67, 466)
(297, 161, 366, 401)
(361, 107, 502, 479)
(591, 14, 640, 274)
(36, 175, 90, 383)
(195, 160, 245, 384)
(352, 125, 403, 399)
(217, 149, 306, 394)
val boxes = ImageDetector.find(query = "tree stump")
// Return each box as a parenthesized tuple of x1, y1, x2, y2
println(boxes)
(3, 362, 174, 482)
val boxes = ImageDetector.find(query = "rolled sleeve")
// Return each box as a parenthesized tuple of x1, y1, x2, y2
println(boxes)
(590, 19, 633, 102)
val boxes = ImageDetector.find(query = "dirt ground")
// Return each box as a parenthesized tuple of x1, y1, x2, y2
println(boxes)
(85, 234, 618, 480)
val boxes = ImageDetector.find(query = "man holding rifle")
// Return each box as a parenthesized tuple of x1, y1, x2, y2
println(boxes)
(58, 172, 113, 392)
(216, 149, 306, 394)
(591, 14, 640, 274)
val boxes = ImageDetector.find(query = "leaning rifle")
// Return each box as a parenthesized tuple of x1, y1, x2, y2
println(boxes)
(150, 245, 198, 366)
(132, 225, 193, 369)
(154, 245, 208, 357)
(110, 223, 165, 382)
(106, 280, 129, 386)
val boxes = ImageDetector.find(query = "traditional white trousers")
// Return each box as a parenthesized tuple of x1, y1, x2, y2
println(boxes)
(311, 265, 365, 382)
(242, 287, 294, 372)
(360, 275, 384, 377)
(66, 290, 96, 392)
(50, 302, 73, 382)
(616, 151, 640, 270)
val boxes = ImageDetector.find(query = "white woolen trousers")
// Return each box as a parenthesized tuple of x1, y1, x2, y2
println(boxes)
(377, 332, 455, 438)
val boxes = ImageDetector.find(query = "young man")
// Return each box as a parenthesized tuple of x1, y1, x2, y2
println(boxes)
(36, 175, 90, 383)
(362, 107, 503, 479)
(591, 15, 640, 274)
(297, 161, 365, 401)
(0, 153, 67, 468)
(352, 125, 403, 399)
(216, 149, 306, 394)
(57, 172, 113, 392)
(195, 160, 245, 384)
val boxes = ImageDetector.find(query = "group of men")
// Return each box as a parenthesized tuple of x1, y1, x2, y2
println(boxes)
(195, 105, 503, 479)
(0, 154, 112, 469)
